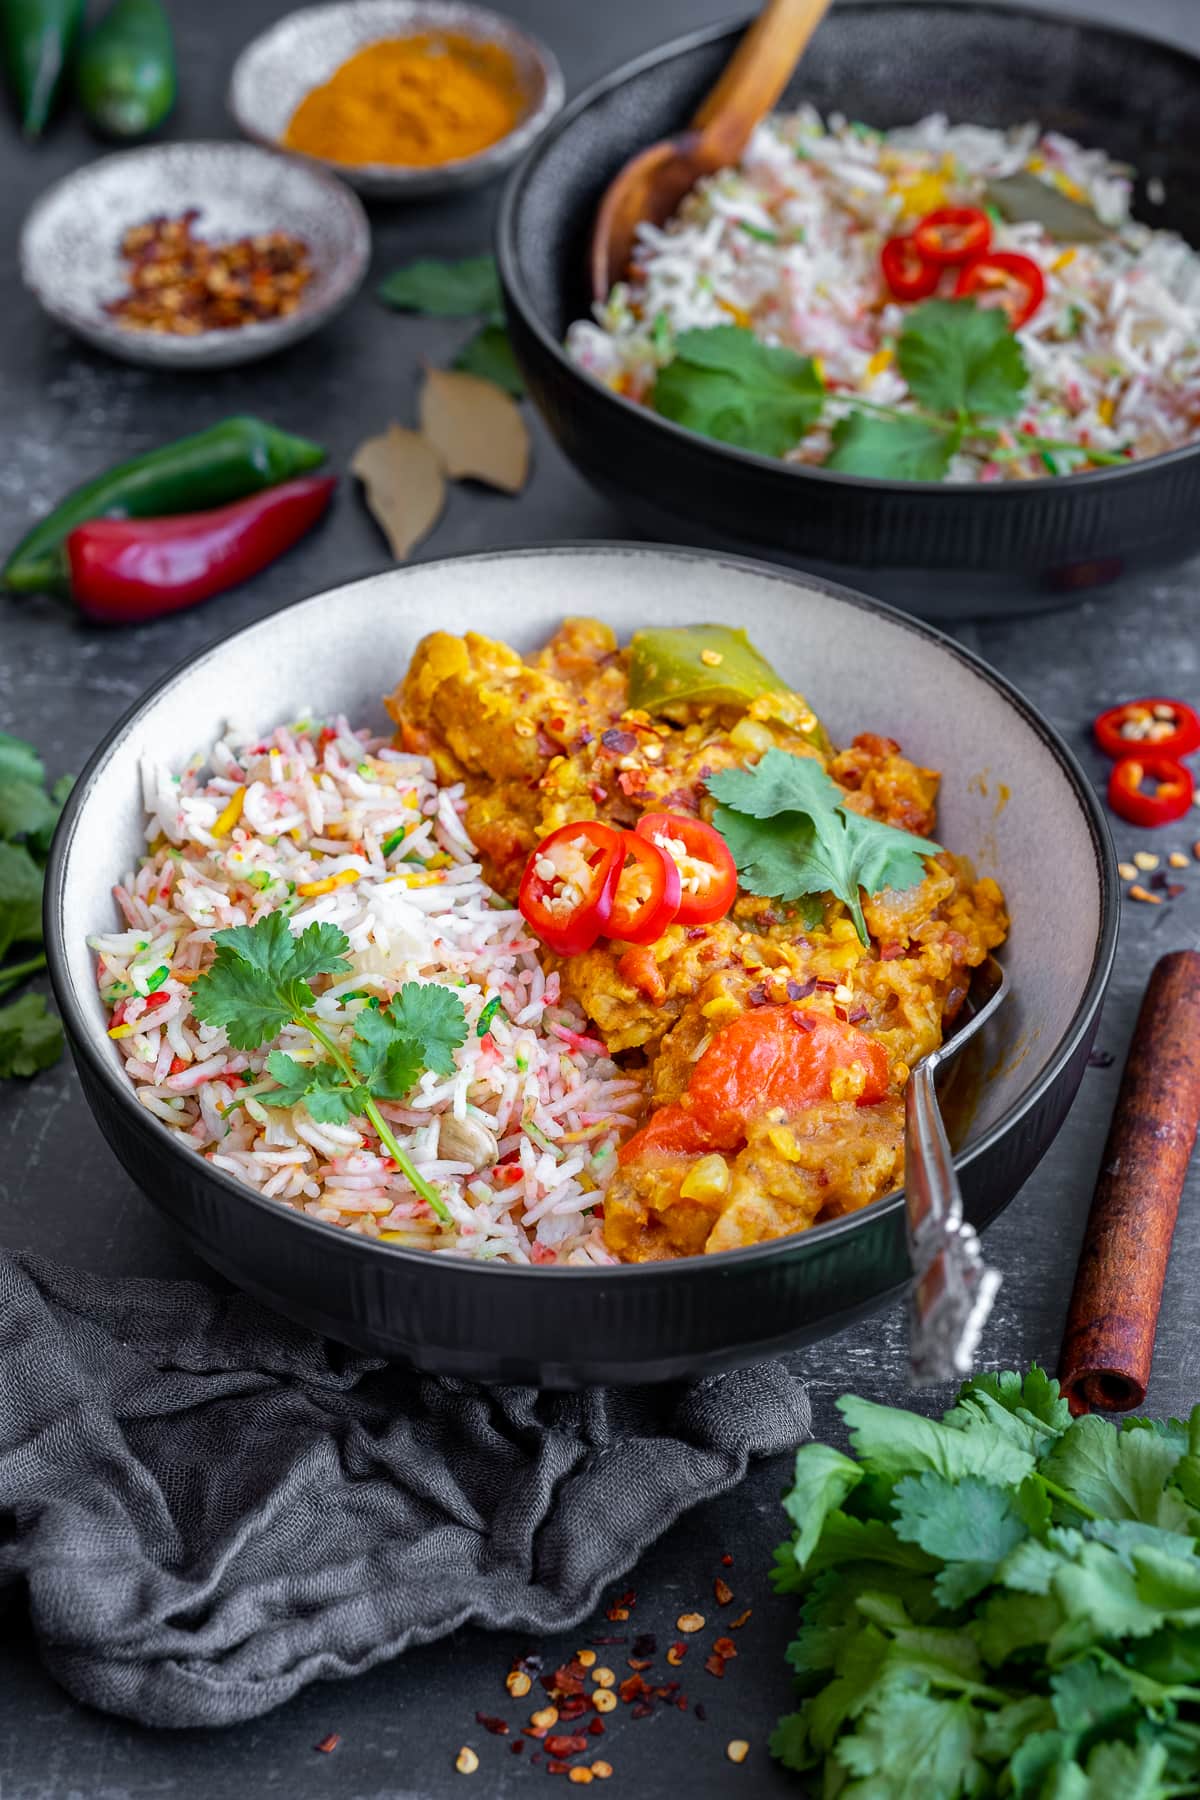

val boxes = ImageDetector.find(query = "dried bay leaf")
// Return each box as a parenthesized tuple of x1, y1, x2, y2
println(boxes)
(418, 367, 530, 494)
(351, 425, 445, 560)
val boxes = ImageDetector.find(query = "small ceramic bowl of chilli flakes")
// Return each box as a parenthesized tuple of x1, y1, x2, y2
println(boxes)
(228, 0, 565, 200)
(19, 140, 370, 372)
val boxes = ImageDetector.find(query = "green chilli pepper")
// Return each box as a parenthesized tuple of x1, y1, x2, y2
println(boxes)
(3, 416, 326, 595)
(627, 624, 829, 750)
(77, 0, 175, 139)
(2, 0, 84, 137)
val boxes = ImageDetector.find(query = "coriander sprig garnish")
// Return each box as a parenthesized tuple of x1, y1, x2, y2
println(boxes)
(651, 300, 1130, 478)
(709, 749, 941, 945)
(192, 913, 467, 1224)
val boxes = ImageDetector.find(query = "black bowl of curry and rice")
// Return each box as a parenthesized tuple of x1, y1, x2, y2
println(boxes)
(498, 2, 1200, 615)
(45, 546, 1116, 1386)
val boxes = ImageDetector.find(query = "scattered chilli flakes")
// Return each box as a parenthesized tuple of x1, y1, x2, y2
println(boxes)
(729, 1609, 753, 1629)
(713, 1637, 737, 1659)
(667, 1642, 688, 1666)
(419, 367, 530, 493)
(104, 210, 313, 336)
(475, 1712, 508, 1736)
(351, 425, 445, 560)
(545, 1734, 589, 1758)
(704, 1653, 728, 1679)
(714, 1577, 734, 1606)
(314, 1733, 340, 1753)
(618, 1673, 649, 1704)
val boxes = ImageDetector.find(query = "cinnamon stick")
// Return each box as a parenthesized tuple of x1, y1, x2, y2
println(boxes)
(1059, 949, 1200, 1414)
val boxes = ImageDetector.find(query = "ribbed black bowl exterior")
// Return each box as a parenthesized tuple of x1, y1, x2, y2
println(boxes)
(67, 997, 1100, 1387)
(497, 3, 1200, 611)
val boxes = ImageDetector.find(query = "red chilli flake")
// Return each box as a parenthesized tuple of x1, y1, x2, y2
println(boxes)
(547, 1760, 569, 1775)
(547, 1662, 587, 1696)
(713, 1637, 737, 1659)
(714, 1578, 734, 1606)
(627, 1657, 653, 1672)
(704, 1654, 727, 1679)
(730, 1609, 753, 1629)
(619, 1674, 649, 1704)
(558, 1696, 590, 1723)
(667, 1642, 688, 1666)
(314, 1734, 340, 1754)
(589, 1718, 606, 1737)
(631, 1701, 654, 1720)
(545, 1735, 589, 1758)
(476, 1712, 509, 1736)
(721, 1553, 733, 1567)
(848, 1004, 870, 1024)
(511, 1741, 525, 1755)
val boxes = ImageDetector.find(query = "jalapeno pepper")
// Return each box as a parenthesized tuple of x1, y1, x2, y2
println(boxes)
(954, 251, 1045, 329)
(912, 206, 991, 266)
(63, 475, 336, 625)
(3, 416, 326, 595)
(1107, 755, 1195, 829)
(2, 0, 84, 137)
(607, 830, 681, 945)
(518, 821, 624, 956)
(1094, 698, 1200, 762)
(880, 234, 940, 302)
(77, 0, 175, 139)
(634, 812, 738, 926)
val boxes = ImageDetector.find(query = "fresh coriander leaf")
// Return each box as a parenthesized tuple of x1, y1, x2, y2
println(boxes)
(769, 1709, 819, 1773)
(783, 1443, 865, 1569)
(0, 778, 59, 844)
(652, 325, 824, 458)
(893, 1471, 1028, 1564)
(453, 323, 525, 397)
(804, 1625, 888, 1752)
(192, 915, 352, 1050)
(898, 298, 1028, 420)
(386, 982, 468, 1078)
(947, 1366, 1071, 1457)
(1010, 1729, 1077, 1798)
(1048, 1541, 1170, 1654)
(0, 841, 44, 956)
(377, 254, 503, 322)
(0, 990, 63, 1077)
(1126, 1620, 1200, 1685)
(835, 1689, 986, 1795)
(979, 1696, 1057, 1763)
(838, 1394, 1036, 1488)
(1083, 1738, 1169, 1797)
(1040, 1414, 1190, 1527)
(974, 1590, 1064, 1666)
(1085, 1519, 1200, 1567)
(804, 1511, 938, 1576)
(710, 749, 940, 944)
(263, 1052, 348, 1111)
(826, 410, 955, 480)
(350, 1003, 426, 1100)
(304, 1083, 370, 1127)
(0, 732, 45, 789)
(1050, 1658, 1137, 1734)
(770, 1536, 808, 1594)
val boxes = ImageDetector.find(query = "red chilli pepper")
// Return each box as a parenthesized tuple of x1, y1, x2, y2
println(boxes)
(63, 475, 336, 625)
(634, 812, 738, 926)
(1095, 698, 1200, 762)
(880, 233, 940, 302)
(1107, 754, 1195, 829)
(954, 251, 1045, 328)
(912, 206, 991, 266)
(518, 821, 624, 956)
(607, 830, 681, 946)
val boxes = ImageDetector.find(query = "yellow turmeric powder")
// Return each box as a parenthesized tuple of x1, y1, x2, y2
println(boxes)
(284, 32, 524, 168)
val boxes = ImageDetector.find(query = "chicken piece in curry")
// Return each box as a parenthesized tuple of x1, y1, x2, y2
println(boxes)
(387, 618, 1007, 1263)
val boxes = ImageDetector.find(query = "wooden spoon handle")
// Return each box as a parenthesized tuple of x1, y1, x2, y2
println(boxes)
(690, 0, 833, 171)
(1058, 949, 1200, 1413)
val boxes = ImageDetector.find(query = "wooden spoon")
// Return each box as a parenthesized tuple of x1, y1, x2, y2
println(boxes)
(589, 0, 834, 304)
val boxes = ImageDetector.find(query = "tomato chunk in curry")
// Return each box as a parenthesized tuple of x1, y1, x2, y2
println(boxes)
(387, 618, 1008, 1263)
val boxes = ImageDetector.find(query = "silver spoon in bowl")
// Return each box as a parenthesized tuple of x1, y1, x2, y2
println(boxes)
(905, 952, 1008, 1385)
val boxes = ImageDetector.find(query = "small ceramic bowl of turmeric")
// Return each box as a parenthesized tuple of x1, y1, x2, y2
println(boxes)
(228, 0, 565, 200)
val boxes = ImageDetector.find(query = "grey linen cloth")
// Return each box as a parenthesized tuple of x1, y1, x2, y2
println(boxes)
(0, 1251, 809, 1729)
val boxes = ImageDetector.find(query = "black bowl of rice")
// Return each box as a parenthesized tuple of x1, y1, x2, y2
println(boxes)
(44, 546, 1116, 1386)
(497, 2, 1200, 617)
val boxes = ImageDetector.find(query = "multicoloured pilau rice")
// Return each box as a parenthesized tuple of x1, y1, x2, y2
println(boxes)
(89, 715, 644, 1265)
(568, 108, 1200, 480)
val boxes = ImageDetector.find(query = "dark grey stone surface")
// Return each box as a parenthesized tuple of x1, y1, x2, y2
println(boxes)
(2, 0, 1200, 1792)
